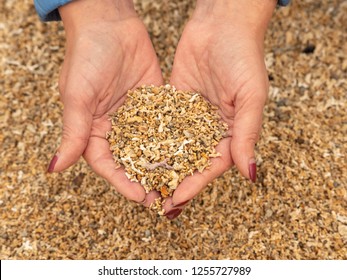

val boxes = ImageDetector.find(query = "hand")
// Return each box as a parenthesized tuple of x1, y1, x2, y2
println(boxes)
(163, 0, 276, 218)
(48, 0, 163, 206)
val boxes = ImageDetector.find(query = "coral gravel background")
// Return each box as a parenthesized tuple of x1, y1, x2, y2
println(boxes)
(0, 0, 346, 259)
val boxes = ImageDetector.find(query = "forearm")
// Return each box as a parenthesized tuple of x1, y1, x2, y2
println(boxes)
(192, 0, 276, 40)
(59, 0, 135, 25)
(34, 0, 135, 22)
(59, 0, 136, 28)
(58, 0, 136, 39)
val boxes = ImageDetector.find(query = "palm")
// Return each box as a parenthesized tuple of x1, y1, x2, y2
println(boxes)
(167, 19, 268, 206)
(59, 17, 163, 203)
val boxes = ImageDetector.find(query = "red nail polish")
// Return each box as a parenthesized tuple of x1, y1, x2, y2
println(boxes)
(165, 209, 182, 220)
(249, 160, 256, 183)
(173, 200, 189, 208)
(47, 154, 58, 173)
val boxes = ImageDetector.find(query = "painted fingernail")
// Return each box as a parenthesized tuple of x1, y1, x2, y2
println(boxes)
(47, 154, 58, 173)
(165, 209, 183, 220)
(249, 158, 256, 183)
(173, 200, 189, 208)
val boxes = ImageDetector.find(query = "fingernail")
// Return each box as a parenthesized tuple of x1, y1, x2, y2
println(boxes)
(131, 198, 146, 205)
(47, 154, 58, 173)
(165, 209, 182, 220)
(173, 200, 189, 208)
(249, 158, 256, 183)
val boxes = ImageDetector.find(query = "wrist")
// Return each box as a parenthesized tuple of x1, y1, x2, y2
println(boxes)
(59, 0, 136, 33)
(193, 0, 276, 40)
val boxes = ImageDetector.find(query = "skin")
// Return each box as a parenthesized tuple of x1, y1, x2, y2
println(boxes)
(55, 0, 163, 205)
(49, 0, 277, 217)
(163, 0, 276, 215)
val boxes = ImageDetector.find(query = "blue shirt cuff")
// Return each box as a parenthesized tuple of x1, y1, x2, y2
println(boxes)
(34, 0, 73, 21)
(278, 0, 291, 6)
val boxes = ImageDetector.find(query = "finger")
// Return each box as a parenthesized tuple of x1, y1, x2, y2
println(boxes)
(83, 134, 161, 204)
(142, 190, 162, 208)
(166, 137, 232, 212)
(230, 89, 267, 183)
(48, 89, 94, 173)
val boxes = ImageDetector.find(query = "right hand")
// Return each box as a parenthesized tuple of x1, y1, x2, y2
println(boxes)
(49, 0, 163, 206)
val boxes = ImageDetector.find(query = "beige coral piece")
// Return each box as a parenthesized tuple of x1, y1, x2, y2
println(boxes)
(107, 85, 228, 199)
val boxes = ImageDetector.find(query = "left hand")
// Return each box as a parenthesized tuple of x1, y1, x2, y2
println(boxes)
(163, 0, 276, 218)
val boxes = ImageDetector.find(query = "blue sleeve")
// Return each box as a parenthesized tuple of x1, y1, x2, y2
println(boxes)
(278, 0, 291, 6)
(34, 0, 73, 21)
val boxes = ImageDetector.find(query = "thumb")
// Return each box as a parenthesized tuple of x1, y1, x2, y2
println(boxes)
(47, 92, 93, 173)
(230, 92, 266, 183)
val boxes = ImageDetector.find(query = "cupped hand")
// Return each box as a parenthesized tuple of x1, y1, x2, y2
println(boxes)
(49, 0, 163, 205)
(163, 0, 275, 218)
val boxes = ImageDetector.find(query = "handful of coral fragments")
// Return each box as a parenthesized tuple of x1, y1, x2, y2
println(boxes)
(106, 85, 228, 211)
